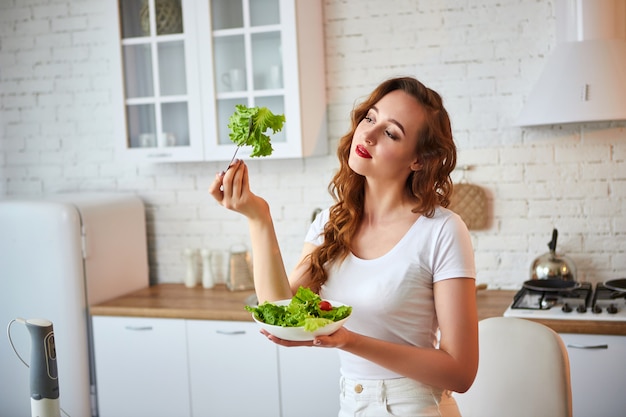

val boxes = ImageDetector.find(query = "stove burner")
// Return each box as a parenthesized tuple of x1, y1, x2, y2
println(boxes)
(511, 282, 592, 310)
(506, 281, 626, 321)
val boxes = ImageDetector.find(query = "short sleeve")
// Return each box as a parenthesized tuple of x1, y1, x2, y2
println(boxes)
(432, 211, 476, 282)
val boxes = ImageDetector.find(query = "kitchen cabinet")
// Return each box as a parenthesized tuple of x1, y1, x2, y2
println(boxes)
(115, 0, 204, 161)
(278, 346, 341, 417)
(559, 333, 626, 417)
(92, 316, 191, 417)
(93, 315, 318, 417)
(186, 320, 280, 417)
(113, 0, 327, 162)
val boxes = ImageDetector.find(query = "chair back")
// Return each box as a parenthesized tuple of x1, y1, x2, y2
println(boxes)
(454, 317, 572, 417)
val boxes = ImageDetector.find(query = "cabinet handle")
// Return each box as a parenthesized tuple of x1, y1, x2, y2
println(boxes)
(124, 326, 154, 331)
(215, 330, 246, 335)
(567, 343, 608, 349)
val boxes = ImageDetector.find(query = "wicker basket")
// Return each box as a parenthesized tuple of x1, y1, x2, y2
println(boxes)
(140, 0, 183, 36)
(448, 183, 488, 230)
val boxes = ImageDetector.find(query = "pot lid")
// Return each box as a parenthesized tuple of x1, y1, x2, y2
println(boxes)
(604, 278, 626, 292)
(523, 279, 580, 292)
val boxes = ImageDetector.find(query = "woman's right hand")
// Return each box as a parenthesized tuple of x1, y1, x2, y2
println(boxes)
(208, 159, 268, 220)
(210, 159, 293, 303)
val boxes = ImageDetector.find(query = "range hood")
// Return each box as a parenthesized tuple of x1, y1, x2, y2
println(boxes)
(517, 0, 626, 126)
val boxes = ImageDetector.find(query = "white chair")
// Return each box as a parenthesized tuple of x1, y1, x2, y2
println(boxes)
(454, 317, 572, 417)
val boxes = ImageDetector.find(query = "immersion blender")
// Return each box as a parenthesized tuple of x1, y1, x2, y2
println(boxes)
(25, 318, 61, 417)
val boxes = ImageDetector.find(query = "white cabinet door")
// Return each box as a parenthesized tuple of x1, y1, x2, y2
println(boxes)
(201, 0, 327, 161)
(92, 316, 191, 417)
(560, 333, 626, 417)
(186, 320, 280, 417)
(278, 346, 341, 417)
(113, 0, 206, 162)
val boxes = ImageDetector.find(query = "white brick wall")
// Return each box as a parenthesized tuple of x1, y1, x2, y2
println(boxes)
(1, 0, 625, 289)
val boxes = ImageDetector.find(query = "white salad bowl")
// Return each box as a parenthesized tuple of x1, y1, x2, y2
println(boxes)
(251, 299, 351, 342)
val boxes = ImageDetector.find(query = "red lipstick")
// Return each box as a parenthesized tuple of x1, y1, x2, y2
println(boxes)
(355, 144, 372, 159)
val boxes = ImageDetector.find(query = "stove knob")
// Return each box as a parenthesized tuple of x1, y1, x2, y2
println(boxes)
(561, 303, 572, 313)
(592, 305, 603, 314)
(607, 304, 618, 314)
(576, 304, 587, 313)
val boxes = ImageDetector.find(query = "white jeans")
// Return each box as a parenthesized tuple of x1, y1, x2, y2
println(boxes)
(338, 376, 461, 417)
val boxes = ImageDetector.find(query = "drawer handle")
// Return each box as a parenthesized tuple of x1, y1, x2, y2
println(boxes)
(216, 330, 246, 335)
(567, 344, 608, 350)
(124, 326, 153, 331)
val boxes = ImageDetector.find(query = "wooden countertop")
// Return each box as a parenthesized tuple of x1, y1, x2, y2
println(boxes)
(91, 284, 626, 335)
(90, 284, 257, 322)
(475, 288, 516, 321)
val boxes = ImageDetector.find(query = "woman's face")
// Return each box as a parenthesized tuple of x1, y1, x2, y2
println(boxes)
(348, 89, 425, 182)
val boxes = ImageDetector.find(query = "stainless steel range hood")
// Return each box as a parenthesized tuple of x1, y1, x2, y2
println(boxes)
(517, 0, 626, 127)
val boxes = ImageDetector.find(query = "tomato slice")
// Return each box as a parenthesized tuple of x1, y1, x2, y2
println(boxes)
(319, 300, 332, 311)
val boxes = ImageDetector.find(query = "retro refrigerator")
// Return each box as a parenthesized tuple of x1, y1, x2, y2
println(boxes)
(0, 193, 150, 417)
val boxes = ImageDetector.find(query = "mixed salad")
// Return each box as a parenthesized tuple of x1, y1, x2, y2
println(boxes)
(245, 287, 352, 332)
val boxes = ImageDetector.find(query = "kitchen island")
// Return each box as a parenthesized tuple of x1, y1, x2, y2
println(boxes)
(92, 283, 626, 335)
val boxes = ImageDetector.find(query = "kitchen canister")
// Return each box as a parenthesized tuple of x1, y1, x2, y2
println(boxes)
(226, 245, 254, 291)
(183, 248, 198, 288)
(200, 249, 214, 289)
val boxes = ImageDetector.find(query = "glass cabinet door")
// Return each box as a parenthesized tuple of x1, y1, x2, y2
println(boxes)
(115, 0, 326, 162)
(118, 0, 202, 160)
(209, 0, 286, 155)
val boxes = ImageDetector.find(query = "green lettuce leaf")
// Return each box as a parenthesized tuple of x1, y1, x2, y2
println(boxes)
(227, 104, 285, 157)
(303, 317, 333, 332)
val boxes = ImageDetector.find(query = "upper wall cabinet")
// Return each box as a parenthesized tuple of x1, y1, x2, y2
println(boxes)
(116, 0, 204, 161)
(114, 0, 327, 162)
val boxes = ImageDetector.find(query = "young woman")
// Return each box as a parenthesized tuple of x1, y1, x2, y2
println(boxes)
(208, 76, 478, 416)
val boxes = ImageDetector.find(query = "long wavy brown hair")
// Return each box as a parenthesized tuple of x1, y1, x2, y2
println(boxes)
(306, 77, 457, 289)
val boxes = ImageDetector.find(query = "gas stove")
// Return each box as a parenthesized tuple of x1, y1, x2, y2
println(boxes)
(504, 281, 626, 321)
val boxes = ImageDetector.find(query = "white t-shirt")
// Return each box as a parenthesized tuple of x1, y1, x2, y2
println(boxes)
(304, 206, 476, 380)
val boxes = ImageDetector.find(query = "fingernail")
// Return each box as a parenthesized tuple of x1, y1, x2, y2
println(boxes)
(218, 171, 225, 177)
(314, 339, 321, 346)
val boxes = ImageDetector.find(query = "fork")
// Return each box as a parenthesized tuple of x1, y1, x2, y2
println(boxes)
(224, 117, 253, 172)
